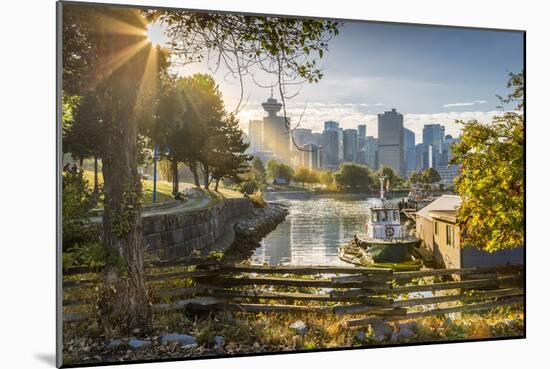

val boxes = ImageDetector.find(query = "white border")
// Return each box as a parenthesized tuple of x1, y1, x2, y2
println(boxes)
(1, 1, 547, 368)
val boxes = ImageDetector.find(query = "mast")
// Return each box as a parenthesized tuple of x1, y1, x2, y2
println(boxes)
(379, 176, 387, 200)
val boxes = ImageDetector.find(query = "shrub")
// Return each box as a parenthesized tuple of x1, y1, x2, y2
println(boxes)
(249, 190, 267, 208)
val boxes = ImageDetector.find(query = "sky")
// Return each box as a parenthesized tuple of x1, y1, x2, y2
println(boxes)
(148, 18, 524, 143)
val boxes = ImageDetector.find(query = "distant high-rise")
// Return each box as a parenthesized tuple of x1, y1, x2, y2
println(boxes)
(343, 129, 358, 162)
(291, 128, 313, 150)
(357, 125, 367, 164)
(248, 120, 263, 152)
(298, 143, 320, 170)
(403, 127, 416, 175)
(378, 109, 404, 176)
(422, 124, 445, 167)
(261, 95, 290, 164)
(324, 120, 339, 131)
(365, 136, 378, 170)
(321, 122, 343, 169)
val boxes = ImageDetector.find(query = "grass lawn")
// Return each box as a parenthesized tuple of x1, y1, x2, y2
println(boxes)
(82, 170, 173, 205)
(82, 170, 244, 206)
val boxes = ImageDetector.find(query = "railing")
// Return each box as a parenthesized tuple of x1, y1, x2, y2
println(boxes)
(62, 260, 524, 327)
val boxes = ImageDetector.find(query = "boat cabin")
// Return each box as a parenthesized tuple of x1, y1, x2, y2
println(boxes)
(366, 206, 406, 240)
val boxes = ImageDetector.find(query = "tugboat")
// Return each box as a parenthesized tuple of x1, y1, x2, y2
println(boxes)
(339, 176, 422, 270)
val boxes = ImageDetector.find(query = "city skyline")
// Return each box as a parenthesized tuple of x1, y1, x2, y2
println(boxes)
(149, 19, 523, 143)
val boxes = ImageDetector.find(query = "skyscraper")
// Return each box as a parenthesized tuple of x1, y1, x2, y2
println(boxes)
(403, 127, 416, 175)
(248, 120, 263, 152)
(291, 128, 313, 149)
(262, 95, 291, 164)
(378, 109, 404, 176)
(365, 136, 378, 170)
(357, 125, 367, 164)
(422, 124, 445, 167)
(343, 129, 358, 162)
(324, 120, 339, 131)
(321, 121, 343, 169)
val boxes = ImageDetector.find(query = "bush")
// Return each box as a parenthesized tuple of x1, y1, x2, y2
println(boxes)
(249, 190, 267, 208)
(238, 179, 261, 195)
(62, 171, 103, 266)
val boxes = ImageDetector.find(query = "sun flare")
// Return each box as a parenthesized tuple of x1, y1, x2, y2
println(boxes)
(145, 21, 169, 46)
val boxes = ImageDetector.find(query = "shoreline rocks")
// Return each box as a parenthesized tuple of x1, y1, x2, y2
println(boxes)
(224, 202, 289, 260)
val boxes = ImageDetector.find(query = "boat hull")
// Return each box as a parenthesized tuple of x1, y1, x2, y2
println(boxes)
(338, 237, 422, 270)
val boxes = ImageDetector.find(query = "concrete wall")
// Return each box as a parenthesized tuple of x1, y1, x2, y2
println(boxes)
(142, 198, 253, 259)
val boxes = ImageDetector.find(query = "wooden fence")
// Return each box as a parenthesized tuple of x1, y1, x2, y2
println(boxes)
(62, 259, 524, 327)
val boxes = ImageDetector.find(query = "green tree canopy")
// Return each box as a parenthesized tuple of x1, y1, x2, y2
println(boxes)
(451, 72, 524, 252)
(334, 163, 374, 191)
(266, 160, 294, 184)
(422, 168, 441, 184)
(319, 170, 335, 189)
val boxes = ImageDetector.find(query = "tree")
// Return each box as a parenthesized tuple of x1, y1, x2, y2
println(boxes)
(63, 92, 104, 194)
(421, 168, 441, 188)
(266, 159, 281, 181)
(251, 157, 266, 183)
(409, 171, 420, 185)
(209, 114, 252, 191)
(334, 163, 374, 191)
(293, 167, 311, 187)
(63, 6, 164, 337)
(451, 72, 524, 252)
(319, 170, 334, 189)
(376, 166, 402, 189)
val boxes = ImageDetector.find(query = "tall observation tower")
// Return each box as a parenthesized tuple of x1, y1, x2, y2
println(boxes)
(262, 95, 283, 118)
(261, 90, 290, 164)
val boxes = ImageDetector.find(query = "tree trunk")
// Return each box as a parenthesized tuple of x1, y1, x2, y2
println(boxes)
(99, 115, 151, 339)
(203, 164, 210, 190)
(93, 156, 99, 194)
(189, 162, 200, 187)
(171, 159, 179, 195)
(214, 177, 220, 192)
(79, 156, 84, 168)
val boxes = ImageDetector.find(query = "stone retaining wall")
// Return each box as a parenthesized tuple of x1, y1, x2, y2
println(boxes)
(142, 198, 253, 259)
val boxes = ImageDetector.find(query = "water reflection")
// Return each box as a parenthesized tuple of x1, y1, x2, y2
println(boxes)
(252, 196, 384, 266)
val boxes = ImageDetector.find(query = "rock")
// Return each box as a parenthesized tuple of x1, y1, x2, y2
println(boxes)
(225, 341, 238, 351)
(289, 320, 308, 336)
(395, 324, 415, 340)
(370, 320, 393, 341)
(127, 339, 152, 350)
(355, 331, 366, 342)
(106, 339, 125, 351)
(214, 335, 225, 348)
(400, 321, 418, 332)
(160, 333, 197, 347)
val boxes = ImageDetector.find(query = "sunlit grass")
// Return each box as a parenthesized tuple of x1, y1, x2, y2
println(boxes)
(82, 170, 173, 205)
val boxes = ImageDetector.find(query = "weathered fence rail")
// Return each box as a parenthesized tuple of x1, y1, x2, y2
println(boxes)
(62, 260, 524, 327)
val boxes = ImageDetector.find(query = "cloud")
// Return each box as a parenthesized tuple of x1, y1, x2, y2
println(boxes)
(442, 100, 488, 108)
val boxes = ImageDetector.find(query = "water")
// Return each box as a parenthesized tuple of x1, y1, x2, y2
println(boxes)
(252, 195, 397, 266)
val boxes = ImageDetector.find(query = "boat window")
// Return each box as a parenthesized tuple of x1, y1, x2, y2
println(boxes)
(381, 211, 387, 222)
(434, 221, 439, 235)
(372, 211, 378, 222)
(394, 211, 399, 222)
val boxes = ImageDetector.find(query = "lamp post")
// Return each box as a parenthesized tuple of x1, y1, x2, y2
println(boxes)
(152, 145, 158, 203)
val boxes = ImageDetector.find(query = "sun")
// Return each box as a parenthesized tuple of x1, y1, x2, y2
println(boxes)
(145, 21, 169, 46)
